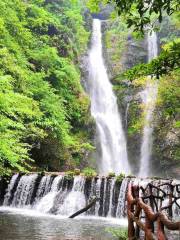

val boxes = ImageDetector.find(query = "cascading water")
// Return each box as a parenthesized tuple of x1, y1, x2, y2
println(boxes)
(94, 178, 101, 215)
(107, 178, 115, 217)
(11, 174, 38, 207)
(139, 31, 158, 177)
(0, 174, 179, 220)
(34, 175, 53, 205)
(3, 174, 19, 206)
(57, 176, 86, 216)
(116, 178, 129, 218)
(35, 175, 63, 213)
(88, 19, 130, 175)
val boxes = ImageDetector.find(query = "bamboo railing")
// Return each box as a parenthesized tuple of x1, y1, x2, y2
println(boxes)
(127, 181, 180, 240)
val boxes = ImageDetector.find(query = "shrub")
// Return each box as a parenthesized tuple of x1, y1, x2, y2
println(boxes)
(74, 168, 81, 175)
(108, 172, 116, 178)
(107, 227, 128, 240)
(82, 167, 97, 178)
(64, 170, 74, 180)
(116, 173, 126, 183)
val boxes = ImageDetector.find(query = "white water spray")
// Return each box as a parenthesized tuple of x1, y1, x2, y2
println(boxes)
(116, 178, 129, 218)
(88, 19, 130, 175)
(35, 175, 63, 213)
(57, 176, 86, 216)
(108, 178, 115, 217)
(139, 31, 158, 177)
(3, 174, 19, 206)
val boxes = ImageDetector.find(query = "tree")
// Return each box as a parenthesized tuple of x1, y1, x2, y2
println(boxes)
(124, 40, 180, 80)
(0, 0, 93, 175)
(87, 0, 180, 32)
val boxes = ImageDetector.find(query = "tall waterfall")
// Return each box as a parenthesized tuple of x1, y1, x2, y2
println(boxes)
(139, 31, 158, 177)
(88, 19, 130, 175)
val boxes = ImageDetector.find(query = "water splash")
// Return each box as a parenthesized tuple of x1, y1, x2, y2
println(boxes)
(107, 178, 115, 217)
(3, 174, 19, 206)
(139, 31, 158, 177)
(116, 178, 129, 218)
(11, 174, 38, 207)
(35, 175, 63, 213)
(95, 178, 101, 215)
(57, 176, 86, 216)
(1, 174, 178, 219)
(88, 19, 130, 175)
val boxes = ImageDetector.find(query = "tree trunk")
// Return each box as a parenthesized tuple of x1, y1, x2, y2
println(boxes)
(69, 197, 99, 219)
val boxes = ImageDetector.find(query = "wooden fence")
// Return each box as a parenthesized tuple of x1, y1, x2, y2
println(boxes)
(127, 181, 180, 240)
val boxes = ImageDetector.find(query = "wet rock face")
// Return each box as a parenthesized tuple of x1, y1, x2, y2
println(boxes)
(112, 181, 121, 217)
(91, 5, 114, 20)
(101, 17, 180, 177)
(121, 38, 148, 69)
(84, 178, 92, 201)
(152, 115, 180, 177)
(149, 16, 180, 177)
(0, 177, 8, 205)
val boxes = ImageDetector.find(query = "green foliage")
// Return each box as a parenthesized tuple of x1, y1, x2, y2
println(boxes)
(87, 0, 179, 32)
(105, 18, 129, 75)
(108, 172, 116, 178)
(116, 173, 126, 182)
(127, 102, 142, 136)
(64, 170, 74, 180)
(153, 69, 180, 171)
(124, 40, 180, 81)
(82, 167, 97, 178)
(107, 227, 128, 240)
(157, 69, 180, 118)
(0, 75, 43, 174)
(74, 168, 81, 175)
(0, 0, 92, 175)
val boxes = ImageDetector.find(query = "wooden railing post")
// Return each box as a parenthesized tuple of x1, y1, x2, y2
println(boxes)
(127, 181, 180, 240)
(127, 184, 136, 240)
(157, 217, 167, 240)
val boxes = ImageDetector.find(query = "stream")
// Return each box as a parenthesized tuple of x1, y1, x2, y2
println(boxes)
(0, 208, 127, 240)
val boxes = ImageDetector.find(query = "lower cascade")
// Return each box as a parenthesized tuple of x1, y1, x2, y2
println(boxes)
(0, 174, 179, 220)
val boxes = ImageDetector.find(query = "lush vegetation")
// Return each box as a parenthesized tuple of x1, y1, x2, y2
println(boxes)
(88, 0, 179, 32)
(0, 0, 179, 177)
(100, 3, 180, 175)
(0, 0, 94, 175)
(124, 39, 180, 80)
(107, 227, 128, 240)
(153, 69, 180, 173)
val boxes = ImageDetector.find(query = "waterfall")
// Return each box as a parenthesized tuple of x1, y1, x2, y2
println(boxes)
(33, 175, 53, 204)
(35, 175, 63, 213)
(11, 174, 38, 207)
(102, 178, 108, 216)
(95, 178, 101, 215)
(88, 19, 130, 175)
(0, 174, 179, 219)
(172, 180, 180, 219)
(3, 174, 20, 206)
(139, 31, 158, 177)
(116, 178, 129, 218)
(57, 176, 86, 216)
(107, 178, 115, 217)
(1, 174, 129, 218)
(125, 102, 130, 129)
